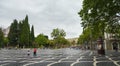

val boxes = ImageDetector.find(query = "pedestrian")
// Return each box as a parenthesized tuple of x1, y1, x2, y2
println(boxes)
(27, 50, 30, 56)
(113, 42, 118, 52)
(33, 48, 37, 57)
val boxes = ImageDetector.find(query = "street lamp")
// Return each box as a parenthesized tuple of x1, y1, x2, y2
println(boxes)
(97, 36, 105, 55)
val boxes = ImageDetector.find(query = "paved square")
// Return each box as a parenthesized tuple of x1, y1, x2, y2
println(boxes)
(0, 48, 120, 66)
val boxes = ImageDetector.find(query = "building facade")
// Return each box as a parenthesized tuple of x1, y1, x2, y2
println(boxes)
(104, 33, 120, 50)
(3, 27, 10, 37)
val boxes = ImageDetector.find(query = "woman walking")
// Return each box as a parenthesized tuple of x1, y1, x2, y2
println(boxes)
(33, 48, 37, 57)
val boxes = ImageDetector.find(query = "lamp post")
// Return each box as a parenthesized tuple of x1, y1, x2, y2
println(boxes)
(97, 36, 105, 55)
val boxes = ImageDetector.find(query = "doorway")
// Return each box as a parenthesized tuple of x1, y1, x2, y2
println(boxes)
(112, 42, 118, 51)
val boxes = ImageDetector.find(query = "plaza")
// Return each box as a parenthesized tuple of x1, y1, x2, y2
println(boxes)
(0, 48, 120, 66)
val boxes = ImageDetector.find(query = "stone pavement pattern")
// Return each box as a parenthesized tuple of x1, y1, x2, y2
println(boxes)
(0, 48, 120, 66)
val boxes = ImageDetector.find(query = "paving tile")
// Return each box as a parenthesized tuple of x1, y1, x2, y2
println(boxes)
(79, 58, 93, 61)
(96, 62, 116, 66)
(28, 62, 53, 66)
(74, 62, 93, 66)
(51, 62, 73, 66)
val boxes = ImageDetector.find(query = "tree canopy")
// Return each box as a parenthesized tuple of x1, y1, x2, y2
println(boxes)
(35, 34, 49, 48)
(78, 0, 120, 45)
(8, 15, 35, 48)
(51, 28, 66, 39)
(51, 28, 69, 48)
(8, 19, 19, 47)
(79, 0, 120, 36)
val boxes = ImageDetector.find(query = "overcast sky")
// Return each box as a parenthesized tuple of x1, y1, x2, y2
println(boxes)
(0, 0, 83, 39)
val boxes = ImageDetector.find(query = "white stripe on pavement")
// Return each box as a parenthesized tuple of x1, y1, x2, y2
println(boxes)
(47, 62, 58, 66)
(107, 57, 120, 66)
(93, 56, 97, 66)
(89, 51, 93, 56)
(70, 56, 83, 66)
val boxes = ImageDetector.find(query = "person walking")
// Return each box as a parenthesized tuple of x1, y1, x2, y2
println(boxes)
(27, 50, 30, 56)
(113, 42, 118, 52)
(33, 48, 37, 57)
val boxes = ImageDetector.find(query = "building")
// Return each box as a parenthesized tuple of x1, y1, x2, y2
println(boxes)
(67, 37, 78, 46)
(104, 33, 120, 50)
(3, 27, 10, 37)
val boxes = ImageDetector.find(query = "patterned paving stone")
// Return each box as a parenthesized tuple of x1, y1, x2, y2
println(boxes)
(96, 62, 116, 66)
(0, 49, 120, 66)
(45, 58, 61, 61)
(74, 62, 93, 66)
(26, 58, 43, 61)
(28, 62, 53, 66)
(0, 62, 10, 65)
(2, 62, 29, 66)
(79, 58, 93, 61)
(96, 58, 109, 61)
(111, 58, 120, 61)
(51, 62, 73, 66)
(117, 62, 120, 65)
(82, 56, 94, 59)
(69, 56, 80, 59)
(62, 59, 77, 61)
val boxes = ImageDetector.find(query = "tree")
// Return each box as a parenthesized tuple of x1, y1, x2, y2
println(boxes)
(0, 28, 4, 48)
(35, 34, 48, 48)
(48, 40, 54, 48)
(79, 0, 120, 37)
(51, 28, 66, 39)
(77, 28, 90, 45)
(8, 19, 19, 47)
(18, 21, 23, 48)
(3, 37, 8, 48)
(19, 15, 30, 48)
(54, 36, 70, 48)
(51, 28, 69, 48)
(30, 25, 35, 47)
(7, 15, 34, 48)
(30, 25, 35, 41)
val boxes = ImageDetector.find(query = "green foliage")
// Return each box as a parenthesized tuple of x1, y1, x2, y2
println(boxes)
(48, 40, 54, 48)
(77, 0, 120, 49)
(8, 15, 35, 48)
(30, 25, 35, 47)
(35, 34, 48, 48)
(77, 34, 84, 44)
(54, 36, 69, 48)
(51, 28, 66, 39)
(21, 16, 30, 47)
(30, 25, 35, 42)
(3, 37, 8, 47)
(77, 27, 90, 44)
(79, 0, 120, 37)
(77, 26, 101, 45)
(51, 28, 70, 48)
(0, 28, 4, 47)
(8, 19, 19, 47)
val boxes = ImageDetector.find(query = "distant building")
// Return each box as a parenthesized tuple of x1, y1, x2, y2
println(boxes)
(67, 38, 78, 46)
(3, 27, 10, 37)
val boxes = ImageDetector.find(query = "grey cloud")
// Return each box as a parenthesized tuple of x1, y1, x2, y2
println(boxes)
(0, 0, 83, 39)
